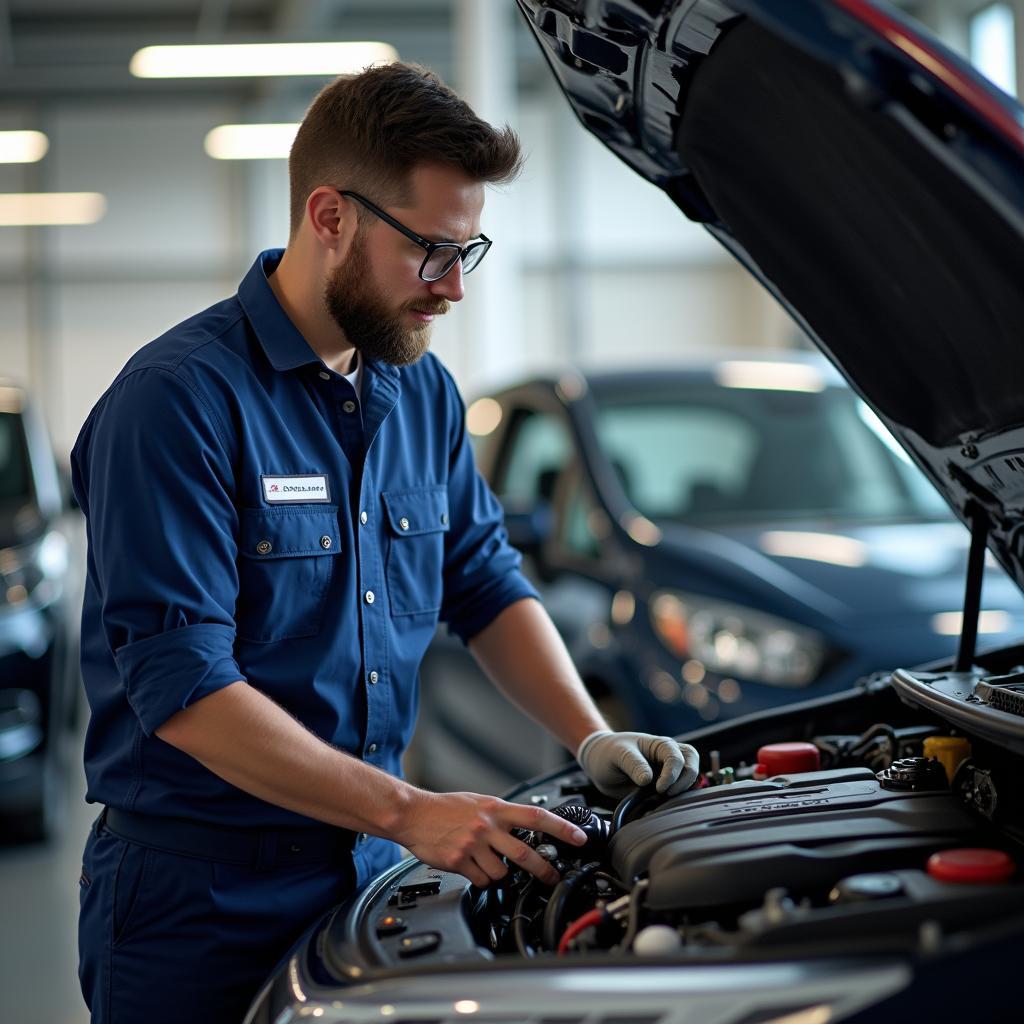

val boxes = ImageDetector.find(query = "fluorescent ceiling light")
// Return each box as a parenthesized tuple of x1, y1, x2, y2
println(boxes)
(0, 193, 106, 226)
(0, 131, 49, 163)
(130, 41, 398, 79)
(205, 123, 299, 160)
(714, 360, 826, 393)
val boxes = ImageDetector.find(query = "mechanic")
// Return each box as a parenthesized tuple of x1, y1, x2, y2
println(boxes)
(73, 62, 700, 1024)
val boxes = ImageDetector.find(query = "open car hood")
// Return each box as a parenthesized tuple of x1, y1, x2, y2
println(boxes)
(516, 0, 1024, 598)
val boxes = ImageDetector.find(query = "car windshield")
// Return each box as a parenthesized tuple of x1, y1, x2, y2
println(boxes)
(592, 382, 950, 525)
(0, 412, 32, 502)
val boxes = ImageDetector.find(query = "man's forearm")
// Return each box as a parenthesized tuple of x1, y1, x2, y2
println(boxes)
(468, 597, 608, 754)
(155, 680, 413, 836)
(153, 677, 591, 888)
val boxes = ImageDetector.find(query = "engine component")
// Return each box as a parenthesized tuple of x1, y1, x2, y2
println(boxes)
(608, 767, 980, 910)
(976, 672, 1024, 717)
(923, 736, 972, 784)
(926, 848, 1015, 884)
(956, 763, 998, 819)
(632, 924, 682, 955)
(829, 873, 904, 903)
(876, 757, 948, 791)
(545, 803, 609, 856)
(754, 741, 821, 778)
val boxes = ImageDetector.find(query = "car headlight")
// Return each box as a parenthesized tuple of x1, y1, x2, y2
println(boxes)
(0, 531, 68, 611)
(649, 590, 828, 687)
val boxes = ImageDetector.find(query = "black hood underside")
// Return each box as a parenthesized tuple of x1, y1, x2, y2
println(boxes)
(678, 17, 1024, 452)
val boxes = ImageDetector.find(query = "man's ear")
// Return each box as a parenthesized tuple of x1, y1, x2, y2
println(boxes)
(305, 187, 358, 252)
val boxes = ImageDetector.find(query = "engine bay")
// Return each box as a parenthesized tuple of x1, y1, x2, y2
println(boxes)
(335, 676, 1024, 971)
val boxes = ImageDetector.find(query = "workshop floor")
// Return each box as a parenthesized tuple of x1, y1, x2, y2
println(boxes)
(1, 725, 93, 1024)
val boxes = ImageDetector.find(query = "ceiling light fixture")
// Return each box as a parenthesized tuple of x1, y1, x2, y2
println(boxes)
(204, 123, 299, 160)
(0, 131, 49, 163)
(0, 193, 107, 226)
(130, 42, 398, 79)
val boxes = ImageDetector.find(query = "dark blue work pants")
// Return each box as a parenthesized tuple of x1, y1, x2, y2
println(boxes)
(78, 813, 357, 1023)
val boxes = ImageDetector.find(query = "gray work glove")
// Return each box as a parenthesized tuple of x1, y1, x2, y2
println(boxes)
(576, 730, 700, 799)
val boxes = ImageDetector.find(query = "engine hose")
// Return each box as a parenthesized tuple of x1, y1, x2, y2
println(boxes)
(542, 861, 602, 951)
(849, 723, 897, 758)
(511, 878, 538, 958)
(616, 878, 650, 952)
(610, 784, 661, 836)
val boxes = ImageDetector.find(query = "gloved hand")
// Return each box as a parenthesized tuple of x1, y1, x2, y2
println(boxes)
(576, 730, 700, 799)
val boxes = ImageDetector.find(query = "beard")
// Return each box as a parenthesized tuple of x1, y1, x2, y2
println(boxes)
(324, 230, 448, 367)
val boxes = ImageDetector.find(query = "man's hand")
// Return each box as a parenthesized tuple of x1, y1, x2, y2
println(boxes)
(577, 730, 700, 799)
(394, 791, 588, 888)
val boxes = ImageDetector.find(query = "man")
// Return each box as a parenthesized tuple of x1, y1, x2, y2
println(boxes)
(73, 63, 699, 1023)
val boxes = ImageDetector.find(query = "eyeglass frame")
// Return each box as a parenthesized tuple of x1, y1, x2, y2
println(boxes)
(336, 189, 492, 283)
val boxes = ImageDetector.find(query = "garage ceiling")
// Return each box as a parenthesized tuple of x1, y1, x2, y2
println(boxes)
(0, 0, 473, 105)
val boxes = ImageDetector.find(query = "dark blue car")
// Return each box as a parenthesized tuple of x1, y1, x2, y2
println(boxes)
(0, 382, 84, 841)
(412, 358, 1024, 791)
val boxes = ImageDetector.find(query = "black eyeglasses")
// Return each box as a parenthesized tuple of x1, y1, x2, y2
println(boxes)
(338, 190, 492, 282)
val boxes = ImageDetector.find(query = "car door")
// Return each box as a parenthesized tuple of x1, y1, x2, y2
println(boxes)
(409, 394, 588, 793)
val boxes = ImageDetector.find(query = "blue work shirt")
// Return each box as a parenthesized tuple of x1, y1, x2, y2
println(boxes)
(72, 249, 537, 880)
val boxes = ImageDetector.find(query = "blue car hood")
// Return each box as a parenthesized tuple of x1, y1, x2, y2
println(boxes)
(674, 520, 1024, 632)
(517, 0, 1024, 602)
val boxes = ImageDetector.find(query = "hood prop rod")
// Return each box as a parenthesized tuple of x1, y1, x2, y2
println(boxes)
(955, 502, 989, 673)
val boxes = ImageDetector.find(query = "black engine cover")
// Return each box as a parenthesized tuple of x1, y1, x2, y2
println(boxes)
(609, 768, 980, 910)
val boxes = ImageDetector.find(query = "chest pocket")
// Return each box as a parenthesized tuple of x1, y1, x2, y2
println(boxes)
(381, 485, 450, 616)
(236, 506, 341, 643)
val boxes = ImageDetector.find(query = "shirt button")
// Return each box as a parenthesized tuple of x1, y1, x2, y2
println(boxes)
(320, 535, 332, 550)
(359, 511, 368, 525)
(343, 400, 357, 414)
(365, 590, 375, 605)
(256, 540, 272, 555)
(440, 513, 449, 526)
(367, 743, 378, 754)
(368, 670, 379, 685)
(318, 371, 330, 381)
(399, 516, 410, 531)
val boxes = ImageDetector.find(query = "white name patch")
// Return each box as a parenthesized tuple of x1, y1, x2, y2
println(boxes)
(261, 474, 331, 504)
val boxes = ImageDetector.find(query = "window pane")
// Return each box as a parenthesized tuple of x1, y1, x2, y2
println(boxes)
(970, 3, 1017, 97)
(593, 385, 949, 524)
(497, 411, 572, 506)
(0, 413, 31, 502)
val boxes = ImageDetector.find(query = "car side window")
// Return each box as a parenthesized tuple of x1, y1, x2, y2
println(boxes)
(557, 468, 606, 563)
(494, 409, 572, 510)
(0, 413, 32, 501)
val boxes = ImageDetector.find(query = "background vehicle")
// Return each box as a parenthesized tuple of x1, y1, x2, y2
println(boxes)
(0, 381, 84, 841)
(412, 360, 1024, 791)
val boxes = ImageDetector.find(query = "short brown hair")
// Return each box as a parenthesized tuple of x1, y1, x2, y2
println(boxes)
(288, 62, 523, 237)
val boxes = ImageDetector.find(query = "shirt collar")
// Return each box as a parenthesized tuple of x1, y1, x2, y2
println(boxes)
(238, 249, 324, 372)
(237, 248, 401, 383)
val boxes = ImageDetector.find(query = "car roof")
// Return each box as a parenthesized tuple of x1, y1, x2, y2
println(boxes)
(493, 352, 845, 399)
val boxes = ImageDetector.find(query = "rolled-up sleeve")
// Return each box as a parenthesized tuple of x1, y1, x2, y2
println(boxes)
(72, 366, 244, 736)
(437, 368, 539, 643)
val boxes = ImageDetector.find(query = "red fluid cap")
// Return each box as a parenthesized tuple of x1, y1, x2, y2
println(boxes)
(756, 742, 821, 778)
(927, 848, 1015, 884)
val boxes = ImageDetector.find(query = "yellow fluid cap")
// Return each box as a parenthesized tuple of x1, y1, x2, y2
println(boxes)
(923, 735, 972, 783)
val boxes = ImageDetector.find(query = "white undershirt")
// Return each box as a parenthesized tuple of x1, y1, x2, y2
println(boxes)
(342, 351, 363, 403)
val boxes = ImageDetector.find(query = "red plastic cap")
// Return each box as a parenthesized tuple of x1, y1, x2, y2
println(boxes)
(756, 742, 821, 778)
(927, 848, 1015, 884)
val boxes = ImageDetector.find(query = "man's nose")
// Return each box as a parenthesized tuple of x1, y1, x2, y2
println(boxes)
(430, 258, 465, 302)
